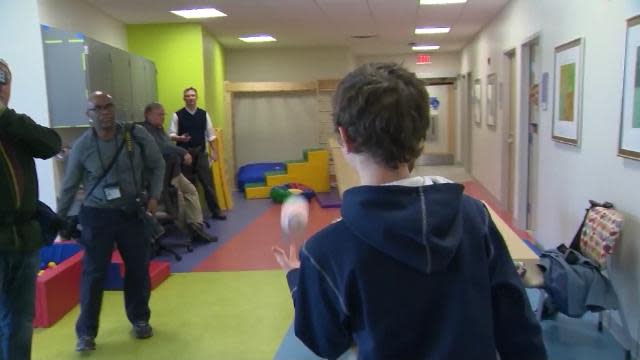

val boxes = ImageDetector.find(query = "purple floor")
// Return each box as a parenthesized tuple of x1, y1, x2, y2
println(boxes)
(153, 191, 272, 272)
(315, 189, 342, 208)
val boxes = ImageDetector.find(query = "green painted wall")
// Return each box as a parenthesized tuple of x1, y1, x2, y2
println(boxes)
(127, 23, 206, 126)
(211, 35, 226, 128)
(202, 30, 226, 127)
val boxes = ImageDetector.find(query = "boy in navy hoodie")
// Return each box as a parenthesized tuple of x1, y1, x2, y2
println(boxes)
(273, 63, 547, 360)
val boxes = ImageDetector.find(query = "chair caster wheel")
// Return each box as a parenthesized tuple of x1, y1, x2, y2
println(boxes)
(187, 246, 194, 253)
(175, 255, 182, 261)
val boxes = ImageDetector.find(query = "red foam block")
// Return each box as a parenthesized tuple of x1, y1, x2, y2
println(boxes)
(34, 251, 83, 328)
(111, 250, 170, 290)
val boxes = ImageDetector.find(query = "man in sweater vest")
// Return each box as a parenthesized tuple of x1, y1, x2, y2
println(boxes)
(0, 59, 62, 359)
(169, 87, 226, 220)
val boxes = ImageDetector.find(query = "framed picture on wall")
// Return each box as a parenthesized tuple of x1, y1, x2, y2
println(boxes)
(486, 73, 497, 127)
(473, 78, 482, 126)
(618, 15, 640, 160)
(552, 37, 585, 146)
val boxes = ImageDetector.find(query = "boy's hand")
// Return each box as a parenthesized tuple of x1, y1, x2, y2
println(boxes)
(183, 153, 193, 166)
(272, 244, 300, 273)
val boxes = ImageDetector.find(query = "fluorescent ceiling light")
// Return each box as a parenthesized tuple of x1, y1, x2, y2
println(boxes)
(170, 8, 227, 19)
(239, 35, 277, 43)
(412, 45, 440, 51)
(415, 27, 451, 34)
(420, 0, 467, 4)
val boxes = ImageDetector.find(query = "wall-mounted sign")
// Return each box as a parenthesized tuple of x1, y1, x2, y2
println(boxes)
(416, 54, 432, 65)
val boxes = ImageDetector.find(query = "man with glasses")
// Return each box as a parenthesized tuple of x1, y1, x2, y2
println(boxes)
(57, 91, 164, 352)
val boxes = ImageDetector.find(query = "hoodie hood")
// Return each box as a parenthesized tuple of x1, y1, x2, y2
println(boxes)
(341, 177, 464, 274)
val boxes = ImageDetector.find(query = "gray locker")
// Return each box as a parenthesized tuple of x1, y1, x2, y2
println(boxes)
(41, 25, 157, 127)
(86, 38, 113, 95)
(130, 54, 155, 122)
(41, 26, 89, 127)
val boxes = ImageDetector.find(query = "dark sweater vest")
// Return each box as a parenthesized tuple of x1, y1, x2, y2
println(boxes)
(176, 107, 207, 151)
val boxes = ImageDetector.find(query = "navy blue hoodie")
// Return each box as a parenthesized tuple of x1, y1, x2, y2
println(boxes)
(286, 177, 547, 360)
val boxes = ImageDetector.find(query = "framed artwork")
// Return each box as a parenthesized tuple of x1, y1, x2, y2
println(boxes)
(619, 15, 640, 160)
(552, 37, 585, 146)
(473, 78, 482, 126)
(486, 73, 497, 127)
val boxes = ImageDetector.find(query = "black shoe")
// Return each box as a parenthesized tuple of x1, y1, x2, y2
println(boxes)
(75, 336, 96, 352)
(211, 213, 227, 220)
(188, 223, 218, 243)
(132, 321, 153, 339)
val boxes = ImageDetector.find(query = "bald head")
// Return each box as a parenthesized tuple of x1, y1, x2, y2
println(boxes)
(87, 90, 116, 130)
(87, 91, 112, 107)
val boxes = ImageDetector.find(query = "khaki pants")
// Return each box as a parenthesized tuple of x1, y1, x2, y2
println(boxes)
(170, 174, 203, 227)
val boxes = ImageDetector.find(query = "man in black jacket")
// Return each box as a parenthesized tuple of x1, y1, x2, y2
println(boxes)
(0, 58, 62, 359)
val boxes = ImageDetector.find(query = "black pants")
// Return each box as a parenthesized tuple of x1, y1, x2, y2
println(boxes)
(76, 206, 151, 338)
(181, 148, 221, 216)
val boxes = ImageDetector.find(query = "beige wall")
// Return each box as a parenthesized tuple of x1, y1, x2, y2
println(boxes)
(461, 0, 640, 350)
(225, 47, 354, 82)
(357, 52, 460, 78)
(38, 0, 128, 50)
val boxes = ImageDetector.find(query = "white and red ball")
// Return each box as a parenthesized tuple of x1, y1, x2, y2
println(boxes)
(280, 195, 309, 235)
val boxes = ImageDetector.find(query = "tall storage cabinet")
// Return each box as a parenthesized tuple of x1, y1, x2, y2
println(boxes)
(41, 25, 157, 127)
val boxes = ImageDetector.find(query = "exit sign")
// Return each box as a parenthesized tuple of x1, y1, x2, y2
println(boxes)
(416, 54, 432, 65)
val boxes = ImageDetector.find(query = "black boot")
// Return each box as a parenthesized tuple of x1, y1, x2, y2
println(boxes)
(188, 223, 218, 243)
(211, 212, 227, 220)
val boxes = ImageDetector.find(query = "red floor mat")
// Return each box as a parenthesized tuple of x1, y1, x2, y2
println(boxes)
(193, 200, 340, 272)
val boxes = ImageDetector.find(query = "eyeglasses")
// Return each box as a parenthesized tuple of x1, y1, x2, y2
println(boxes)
(89, 103, 114, 112)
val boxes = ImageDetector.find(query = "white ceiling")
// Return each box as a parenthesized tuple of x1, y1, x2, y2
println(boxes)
(85, 0, 511, 55)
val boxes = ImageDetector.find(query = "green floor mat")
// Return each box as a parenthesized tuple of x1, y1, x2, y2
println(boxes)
(33, 271, 293, 360)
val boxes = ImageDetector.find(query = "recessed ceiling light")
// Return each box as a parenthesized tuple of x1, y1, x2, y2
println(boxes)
(412, 45, 440, 51)
(170, 8, 227, 19)
(420, 0, 467, 5)
(415, 27, 451, 34)
(239, 35, 277, 43)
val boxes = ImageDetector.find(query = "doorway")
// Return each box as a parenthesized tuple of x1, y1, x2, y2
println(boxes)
(523, 38, 541, 232)
(461, 72, 472, 173)
(504, 50, 516, 215)
(416, 77, 457, 166)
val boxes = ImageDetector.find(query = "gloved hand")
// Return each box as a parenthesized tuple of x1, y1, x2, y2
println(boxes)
(58, 216, 81, 240)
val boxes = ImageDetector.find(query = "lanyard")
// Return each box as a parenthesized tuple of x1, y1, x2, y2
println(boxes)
(93, 129, 119, 173)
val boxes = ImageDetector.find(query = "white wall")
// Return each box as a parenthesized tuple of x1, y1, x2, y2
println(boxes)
(1, 0, 56, 207)
(225, 47, 354, 82)
(357, 52, 461, 79)
(461, 0, 640, 350)
(38, 0, 128, 50)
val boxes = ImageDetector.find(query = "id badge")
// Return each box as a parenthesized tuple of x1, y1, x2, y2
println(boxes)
(104, 184, 122, 200)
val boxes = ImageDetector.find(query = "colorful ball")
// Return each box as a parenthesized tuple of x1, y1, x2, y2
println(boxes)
(47, 261, 57, 268)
